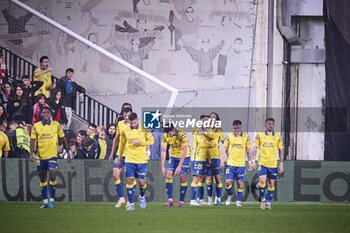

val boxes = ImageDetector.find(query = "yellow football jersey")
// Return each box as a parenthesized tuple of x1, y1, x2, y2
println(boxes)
(253, 131, 283, 168)
(224, 132, 250, 167)
(30, 121, 65, 160)
(33, 67, 52, 98)
(119, 125, 154, 164)
(116, 120, 129, 156)
(0, 131, 10, 158)
(98, 138, 107, 160)
(206, 128, 224, 159)
(191, 132, 216, 162)
(162, 128, 190, 158)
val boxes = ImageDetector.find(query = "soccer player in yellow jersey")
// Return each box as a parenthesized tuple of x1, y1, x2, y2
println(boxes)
(190, 115, 215, 206)
(33, 56, 54, 98)
(204, 112, 225, 206)
(30, 107, 71, 208)
(253, 118, 284, 210)
(118, 112, 154, 211)
(161, 125, 191, 207)
(109, 107, 132, 208)
(223, 120, 251, 207)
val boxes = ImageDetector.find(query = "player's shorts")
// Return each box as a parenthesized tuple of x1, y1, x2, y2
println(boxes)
(125, 163, 147, 180)
(113, 156, 126, 169)
(167, 156, 191, 174)
(207, 158, 222, 176)
(257, 165, 278, 180)
(36, 157, 58, 172)
(191, 161, 208, 176)
(225, 165, 247, 181)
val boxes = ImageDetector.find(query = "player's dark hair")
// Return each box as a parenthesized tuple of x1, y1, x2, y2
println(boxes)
(39, 56, 48, 63)
(121, 102, 132, 112)
(200, 115, 210, 120)
(265, 118, 275, 123)
(121, 107, 132, 114)
(163, 124, 175, 133)
(128, 112, 138, 121)
(65, 68, 74, 74)
(232, 120, 242, 126)
(209, 112, 220, 121)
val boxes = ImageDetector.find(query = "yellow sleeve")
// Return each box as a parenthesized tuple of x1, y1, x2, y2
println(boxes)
(179, 130, 189, 145)
(162, 133, 168, 147)
(246, 134, 251, 149)
(3, 134, 10, 151)
(57, 124, 65, 138)
(118, 131, 126, 156)
(33, 68, 41, 81)
(223, 136, 229, 149)
(253, 133, 260, 147)
(277, 134, 284, 149)
(144, 131, 154, 146)
(30, 125, 37, 139)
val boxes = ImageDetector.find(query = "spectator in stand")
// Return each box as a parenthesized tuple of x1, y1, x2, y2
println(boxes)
(0, 104, 8, 124)
(76, 136, 100, 159)
(14, 75, 43, 103)
(0, 119, 10, 158)
(32, 94, 50, 124)
(33, 56, 54, 98)
(87, 123, 96, 138)
(7, 121, 30, 158)
(7, 84, 31, 123)
(76, 130, 87, 146)
(95, 125, 107, 160)
(49, 89, 68, 126)
(57, 68, 85, 129)
(105, 123, 116, 161)
(0, 53, 8, 85)
(1, 81, 13, 107)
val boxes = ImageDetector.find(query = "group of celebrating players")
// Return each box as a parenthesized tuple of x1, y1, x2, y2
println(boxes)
(30, 103, 284, 211)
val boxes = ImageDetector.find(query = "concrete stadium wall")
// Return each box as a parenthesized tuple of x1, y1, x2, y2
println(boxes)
(1, 159, 349, 203)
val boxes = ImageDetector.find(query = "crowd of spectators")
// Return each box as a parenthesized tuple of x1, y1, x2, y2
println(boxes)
(0, 52, 163, 160)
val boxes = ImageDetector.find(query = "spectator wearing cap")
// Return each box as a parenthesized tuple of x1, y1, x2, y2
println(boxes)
(57, 68, 85, 129)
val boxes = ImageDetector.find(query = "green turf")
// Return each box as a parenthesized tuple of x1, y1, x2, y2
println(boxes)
(0, 202, 349, 233)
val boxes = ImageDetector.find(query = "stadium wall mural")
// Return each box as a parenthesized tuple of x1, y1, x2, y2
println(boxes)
(0, 0, 256, 94)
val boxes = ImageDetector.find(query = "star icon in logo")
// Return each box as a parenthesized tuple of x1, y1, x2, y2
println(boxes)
(150, 110, 161, 122)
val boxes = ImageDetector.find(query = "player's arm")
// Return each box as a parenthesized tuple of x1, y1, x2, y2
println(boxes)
(117, 133, 126, 167)
(160, 136, 167, 176)
(278, 135, 284, 174)
(109, 134, 120, 161)
(34, 68, 51, 77)
(221, 136, 229, 167)
(250, 134, 259, 170)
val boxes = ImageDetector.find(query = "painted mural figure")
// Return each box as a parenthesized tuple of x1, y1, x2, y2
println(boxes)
(184, 39, 225, 79)
(115, 38, 155, 94)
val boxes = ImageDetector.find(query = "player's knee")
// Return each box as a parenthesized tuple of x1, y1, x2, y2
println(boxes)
(180, 174, 187, 182)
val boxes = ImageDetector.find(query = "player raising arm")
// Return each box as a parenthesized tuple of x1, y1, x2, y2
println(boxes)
(30, 107, 72, 208)
(252, 118, 284, 210)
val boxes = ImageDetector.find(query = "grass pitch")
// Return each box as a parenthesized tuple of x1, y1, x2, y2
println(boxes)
(0, 201, 349, 233)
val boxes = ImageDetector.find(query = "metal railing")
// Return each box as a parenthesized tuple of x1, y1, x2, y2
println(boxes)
(0, 46, 118, 127)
